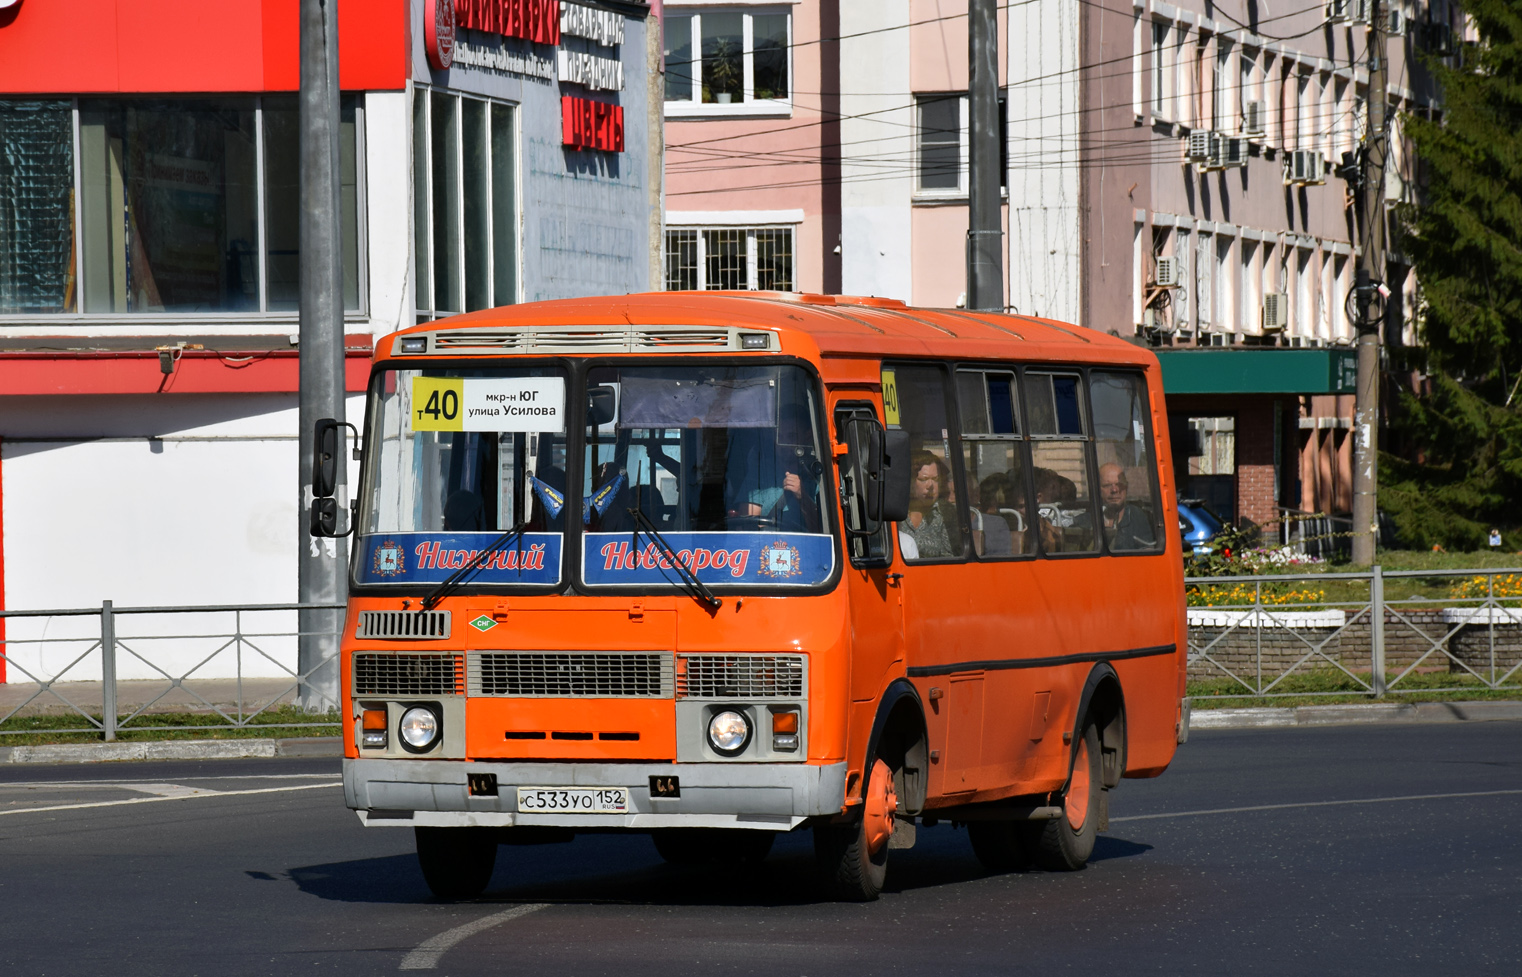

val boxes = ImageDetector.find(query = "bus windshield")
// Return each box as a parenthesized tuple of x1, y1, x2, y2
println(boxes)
(581, 363, 835, 590)
(358, 365, 570, 588)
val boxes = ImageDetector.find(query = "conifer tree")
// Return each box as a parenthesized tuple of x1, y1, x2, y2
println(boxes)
(1387, 0, 1522, 550)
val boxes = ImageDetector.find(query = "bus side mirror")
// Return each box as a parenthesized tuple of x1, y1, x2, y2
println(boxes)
(878, 429, 912, 523)
(588, 385, 617, 427)
(311, 498, 340, 538)
(313, 418, 342, 499)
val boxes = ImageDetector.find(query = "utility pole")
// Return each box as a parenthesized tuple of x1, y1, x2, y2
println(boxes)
(967, 0, 1003, 311)
(297, 0, 346, 711)
(1352, 0, 1387, 566)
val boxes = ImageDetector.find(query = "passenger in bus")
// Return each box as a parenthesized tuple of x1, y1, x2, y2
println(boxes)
(1099, 463, 1157, 551)
(741, 406, 822, 532)
(901, 450, 954, 558)
(965, 475, 1012, 556)
(1032, 467, 1072, 552)
(975, 472, 1021, 554)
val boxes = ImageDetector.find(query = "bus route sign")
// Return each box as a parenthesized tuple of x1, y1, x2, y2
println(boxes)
(411, 376, 566, 433)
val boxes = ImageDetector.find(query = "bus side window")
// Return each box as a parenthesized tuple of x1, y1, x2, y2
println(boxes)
(1091, 371, 1164, 553)
(1025, 370, 1097, 554)
(957, 369, 1033, 557)
(892, 364, 966, 562)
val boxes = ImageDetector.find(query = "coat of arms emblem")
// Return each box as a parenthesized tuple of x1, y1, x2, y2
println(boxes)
(758, 540, 802, 578)
(372, 540, 405, 577)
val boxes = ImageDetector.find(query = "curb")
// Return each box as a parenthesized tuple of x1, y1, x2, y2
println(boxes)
(1189, 699, 1522, 730)
(0, 736, 342, 765)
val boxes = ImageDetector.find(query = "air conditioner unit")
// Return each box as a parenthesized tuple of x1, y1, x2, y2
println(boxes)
(1351, 0, 1373, 26)
(1262, 293, 1290, 332)
(1142, 308, 1159, 331)
(1326, 0, 1352, 24)
(1285, 149, 1327, 185)
(1211, 134, 1248, 169)
(1243, 100, 1266, 137)
(1186, 130, 1213, 161)
(1154, 255, 1181, 288)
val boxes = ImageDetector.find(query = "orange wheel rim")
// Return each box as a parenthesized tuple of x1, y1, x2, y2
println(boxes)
(864, 758, 897, 855)
(1065, 738, 1091, 830)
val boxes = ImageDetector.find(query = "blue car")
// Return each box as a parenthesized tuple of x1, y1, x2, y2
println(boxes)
(1177, 499, 1226, 555)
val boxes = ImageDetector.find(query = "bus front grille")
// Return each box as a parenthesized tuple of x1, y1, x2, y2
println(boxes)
(354, 653, 465, 696)
(469, 652, 674, 698)
(354, 610, 451, 640)
(676, 655, 806, 699)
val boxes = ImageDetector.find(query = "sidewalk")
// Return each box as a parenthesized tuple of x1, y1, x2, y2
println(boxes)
(1189, 699, 1522, 730)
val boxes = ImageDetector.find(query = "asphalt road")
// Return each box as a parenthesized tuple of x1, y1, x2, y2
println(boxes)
(1, 721, 1518, 976)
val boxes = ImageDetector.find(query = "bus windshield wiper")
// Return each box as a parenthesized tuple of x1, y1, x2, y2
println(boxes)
(627, 506, 722, 611)
(421, 520, 529, 610)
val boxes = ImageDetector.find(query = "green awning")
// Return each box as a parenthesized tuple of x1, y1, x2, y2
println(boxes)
(1155, 348, 1357, 395)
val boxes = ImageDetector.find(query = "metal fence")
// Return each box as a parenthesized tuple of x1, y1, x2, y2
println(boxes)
(0, 601, 345, 740)
(1186, 566, 1522, 700)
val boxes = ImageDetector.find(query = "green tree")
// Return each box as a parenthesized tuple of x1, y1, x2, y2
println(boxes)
(1390, 0, 1522, 550)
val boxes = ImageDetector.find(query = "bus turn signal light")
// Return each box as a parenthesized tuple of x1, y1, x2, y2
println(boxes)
(361, 709, 387, 749)
(772, 710, 800, 751)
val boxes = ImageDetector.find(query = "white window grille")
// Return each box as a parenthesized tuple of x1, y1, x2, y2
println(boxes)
(662, 226, 795, 292)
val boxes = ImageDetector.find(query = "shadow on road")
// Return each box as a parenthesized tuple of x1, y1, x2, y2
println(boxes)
(280, 825, 1153, 908)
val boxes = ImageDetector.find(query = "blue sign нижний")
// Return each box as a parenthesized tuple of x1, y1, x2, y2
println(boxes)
(582, 532, 834, 587)
(357, 532, 563, 586)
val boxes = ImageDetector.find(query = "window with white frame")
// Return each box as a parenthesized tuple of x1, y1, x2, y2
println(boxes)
(664, 7, 791, 115)
(1215, 235, 1233, 333)
(663, 226, 795, 291)
(1295, 71, 1311, 152)
(1240, 239, 1258, 333)
(1213, 39, 1231, 131)
(0, 95, 364, 317)
(413, 88, 518, 322)
(1195, 231, 1213, 329)
(916, 94, 965, 195)
(1152, 21, 1169, 118)
(1239, 50, 1257, 132)
(1173, 228, 1191, 327)
(1296, 248, 1313, 338)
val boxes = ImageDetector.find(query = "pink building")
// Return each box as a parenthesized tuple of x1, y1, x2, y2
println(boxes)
(663, 0, 1453, 546)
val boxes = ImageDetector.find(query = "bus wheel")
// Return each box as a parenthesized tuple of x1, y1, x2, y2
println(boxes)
(815, 757, 895, 901)
(1027, 721, 1101, 871)
(415, 826, 497, 900)
(968, 819, 1032, 872)
(651, 829, 774, 865)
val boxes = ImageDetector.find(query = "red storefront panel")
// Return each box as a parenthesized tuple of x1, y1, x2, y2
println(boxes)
(0, 0, 406, 94)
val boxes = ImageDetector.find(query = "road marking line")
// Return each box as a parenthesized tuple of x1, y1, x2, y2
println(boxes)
(0, 782, 337, 817)
(1112, 788, 1522, 823)
(121, 783, 220, 798)
(400, 904, 549, 971)
(0, 774, 340, 788)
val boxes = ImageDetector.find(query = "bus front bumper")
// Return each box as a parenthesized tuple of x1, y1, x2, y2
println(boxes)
(344, 758, 849, 831)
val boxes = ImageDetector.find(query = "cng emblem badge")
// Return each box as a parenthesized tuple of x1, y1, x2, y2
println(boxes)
(469, 614, 497, 633)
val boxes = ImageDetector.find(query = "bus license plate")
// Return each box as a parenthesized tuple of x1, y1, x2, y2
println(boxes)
(516, 787, 629, 814)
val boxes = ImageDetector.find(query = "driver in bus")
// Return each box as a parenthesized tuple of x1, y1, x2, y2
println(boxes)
(741, 405, 822, 532)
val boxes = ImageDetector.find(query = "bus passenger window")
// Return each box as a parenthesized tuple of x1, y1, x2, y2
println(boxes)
(1091, 371, 1163, 553)
(1025, 372, 1096, 553)
(957, 370, 1032, 556)
(891, 364, 965, 562)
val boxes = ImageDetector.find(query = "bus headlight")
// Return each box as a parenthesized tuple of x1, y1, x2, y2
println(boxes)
(707, 710, 751, 757)
(399, 706, 440, 752)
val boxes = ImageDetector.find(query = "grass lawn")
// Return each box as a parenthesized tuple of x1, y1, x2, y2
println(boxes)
(1188, 669, 1522, 708)
(0, 706, 341, 746)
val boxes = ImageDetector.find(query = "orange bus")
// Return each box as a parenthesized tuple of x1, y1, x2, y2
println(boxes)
(318, 292, 1187, 901)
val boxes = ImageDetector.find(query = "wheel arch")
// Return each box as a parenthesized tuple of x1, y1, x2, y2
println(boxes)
(864, 678, 930, 816)
(1070, 663, 1127, 789)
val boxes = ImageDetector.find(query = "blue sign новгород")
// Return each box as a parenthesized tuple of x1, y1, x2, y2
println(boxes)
(583, 532, 834, 587)
(357, 533, 563, 585)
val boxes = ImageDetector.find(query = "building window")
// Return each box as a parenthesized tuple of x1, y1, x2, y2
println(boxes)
(0, 96, 363, 318)
(664, 8, 791, 115)
(413, 88, 517, 321)
(1152, 22, 1168, 118)
(662, 226, 794, 291)
(916, 94, 965, 195)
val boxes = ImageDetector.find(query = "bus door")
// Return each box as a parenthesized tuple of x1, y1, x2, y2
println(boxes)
(832, 400, 905, 725)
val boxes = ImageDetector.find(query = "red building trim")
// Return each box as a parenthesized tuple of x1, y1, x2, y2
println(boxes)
(0, 346, 374, 396)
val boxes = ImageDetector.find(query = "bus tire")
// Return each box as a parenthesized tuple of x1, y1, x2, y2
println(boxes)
(968, 820, 1032, 872)
(651, 829, 774, 865)
(1027, 721, 1101, 871)
(415, 826, 497, 900)
(814, 757, 895, 901)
